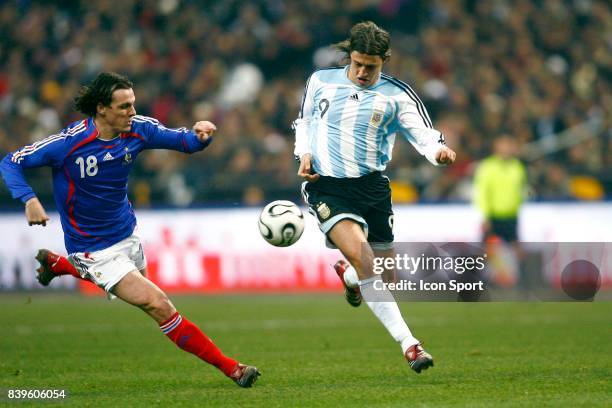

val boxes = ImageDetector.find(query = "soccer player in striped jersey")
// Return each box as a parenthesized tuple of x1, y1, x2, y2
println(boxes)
(294, 22, 456, 374)
(0, 72, 260, 387)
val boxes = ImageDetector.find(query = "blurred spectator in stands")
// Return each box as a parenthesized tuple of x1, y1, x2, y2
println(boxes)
(0, 0, 609, 208)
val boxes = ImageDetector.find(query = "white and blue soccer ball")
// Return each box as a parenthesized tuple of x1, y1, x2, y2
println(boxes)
(258, 200, 305, 247)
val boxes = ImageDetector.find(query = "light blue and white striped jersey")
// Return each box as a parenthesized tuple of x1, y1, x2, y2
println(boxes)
(294, 66, 446, 177)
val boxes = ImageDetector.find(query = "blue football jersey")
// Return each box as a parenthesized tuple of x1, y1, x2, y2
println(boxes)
(0, 115, 210, 253)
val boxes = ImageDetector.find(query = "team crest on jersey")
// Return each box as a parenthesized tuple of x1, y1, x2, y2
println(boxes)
(370, 109, 384, 126)
(123, 147, 132, 165)
(316, 202, 331, 220)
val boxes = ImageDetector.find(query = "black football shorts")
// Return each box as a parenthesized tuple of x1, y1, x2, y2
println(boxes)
(301, 171, 394, 249)
(486, 217, 519, 243)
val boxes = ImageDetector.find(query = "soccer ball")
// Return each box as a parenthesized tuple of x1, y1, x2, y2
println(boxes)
(258, 200, 305, 247)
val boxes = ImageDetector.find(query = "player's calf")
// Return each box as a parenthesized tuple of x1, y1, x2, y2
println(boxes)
(159, 311, 260, 387)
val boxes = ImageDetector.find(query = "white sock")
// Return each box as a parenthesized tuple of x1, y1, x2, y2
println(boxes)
(343, 265, 359, 288)
(360, 277, 419, 354)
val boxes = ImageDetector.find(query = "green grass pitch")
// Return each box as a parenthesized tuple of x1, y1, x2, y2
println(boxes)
(1, 294, 610, 407)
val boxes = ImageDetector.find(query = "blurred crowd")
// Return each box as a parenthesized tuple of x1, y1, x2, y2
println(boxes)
(0, 0, 610, 208)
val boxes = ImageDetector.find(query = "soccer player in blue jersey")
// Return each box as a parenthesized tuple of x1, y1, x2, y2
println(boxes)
(0, 72, 260, 387)
(294, 22, 456, 373)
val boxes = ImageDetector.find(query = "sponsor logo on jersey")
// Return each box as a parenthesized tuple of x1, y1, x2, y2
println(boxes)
(349, 93, 360, 102)
(316, 202, 331, 220)
(103, 152, 114, 161)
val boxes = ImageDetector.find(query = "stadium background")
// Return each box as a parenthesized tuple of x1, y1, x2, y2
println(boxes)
(0, 0, 609, 293)
(0, 0, 609, 208)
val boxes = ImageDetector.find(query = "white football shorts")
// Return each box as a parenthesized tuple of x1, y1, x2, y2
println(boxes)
(69, 233, 147, 299)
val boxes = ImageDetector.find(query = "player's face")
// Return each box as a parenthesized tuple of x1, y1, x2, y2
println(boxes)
(99, 88, 136, 133)
(494, 137, 517, 159)
(348, 51, 385, 88)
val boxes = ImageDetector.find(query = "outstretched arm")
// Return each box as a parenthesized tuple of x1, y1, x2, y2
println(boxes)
(395, 93, 456, 166)
(0, 134, 63, 226)
(139, 115, 215, 153)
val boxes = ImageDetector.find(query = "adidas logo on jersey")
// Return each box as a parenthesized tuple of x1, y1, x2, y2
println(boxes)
(103, 152, 114, 161)
(349, 93, 359, 102)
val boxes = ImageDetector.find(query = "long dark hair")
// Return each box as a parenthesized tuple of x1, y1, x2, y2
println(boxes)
(334, 21, 391, 61)
(74, 72, 133, 117)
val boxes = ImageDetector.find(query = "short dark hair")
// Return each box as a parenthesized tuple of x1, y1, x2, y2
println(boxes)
(74, 72, 133, 117)
(334, 21, 391, 60)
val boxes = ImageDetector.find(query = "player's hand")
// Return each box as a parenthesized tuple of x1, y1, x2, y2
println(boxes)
(297, 153, 320, 182)
(436, 146, 456, 165)
(193, 121, 217, 143)
(25, 197, 50, 226)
